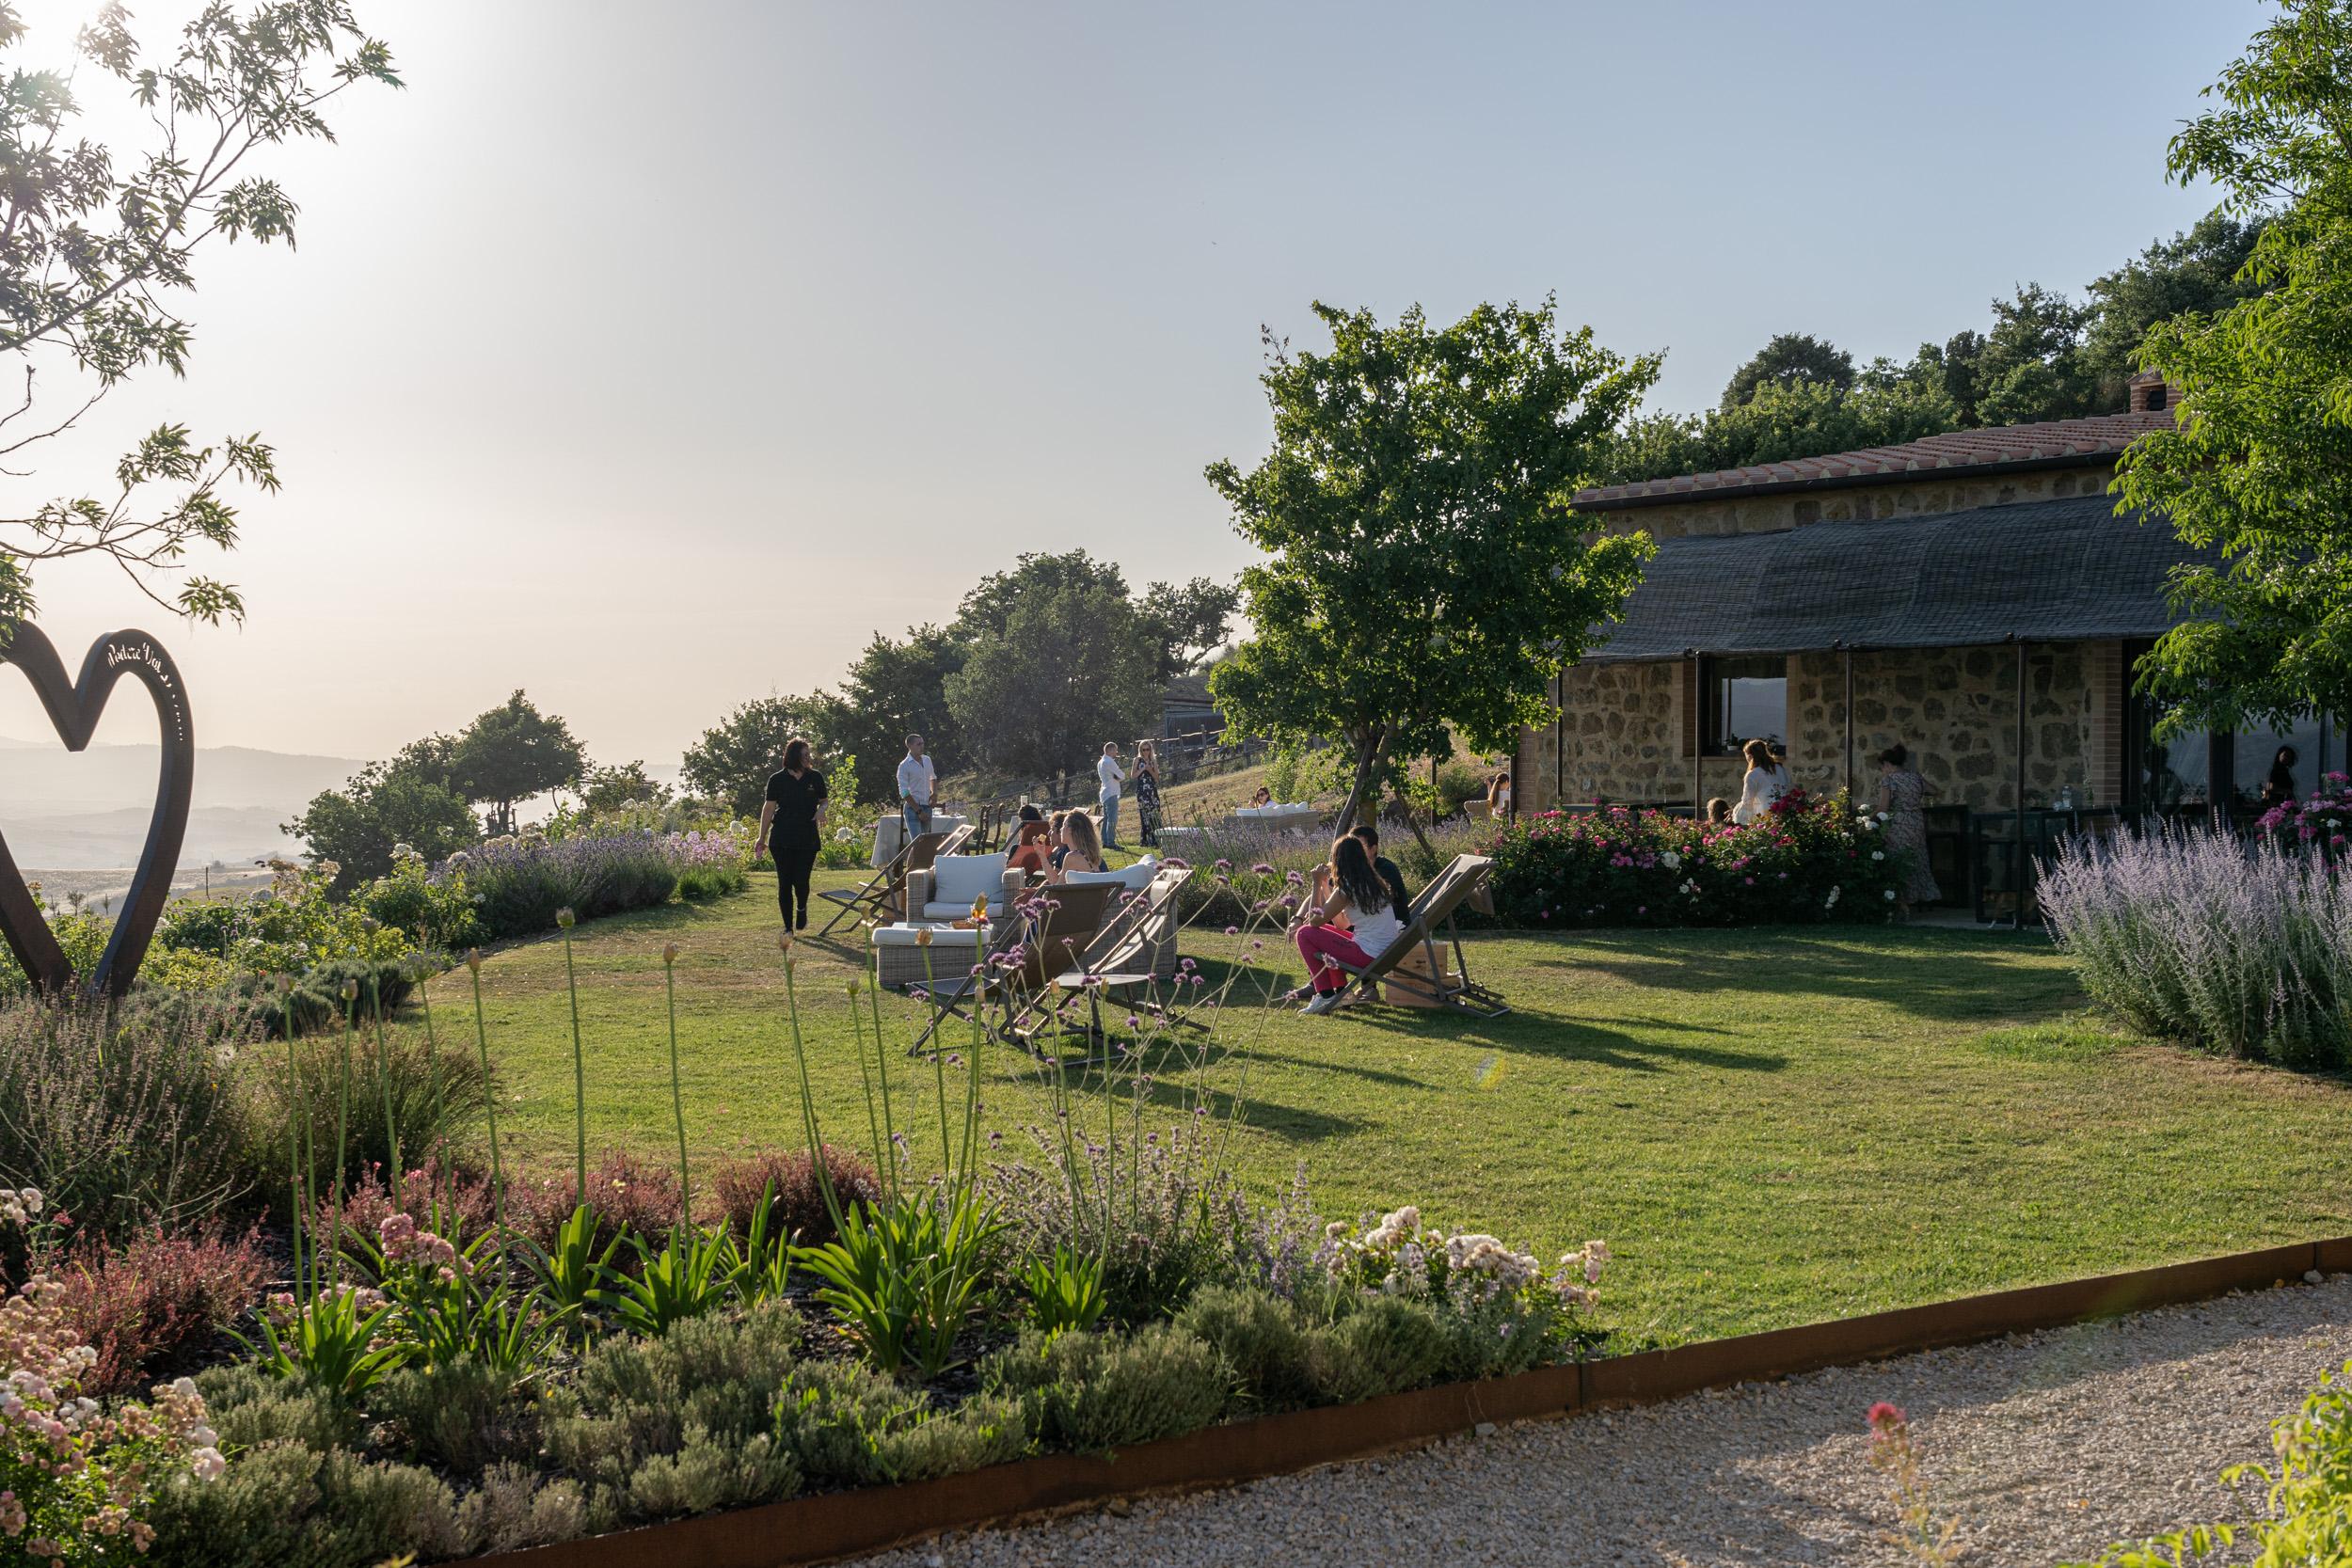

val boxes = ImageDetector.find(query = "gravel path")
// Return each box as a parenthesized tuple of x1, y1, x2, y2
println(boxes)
(854, 1274, 2352, 1568)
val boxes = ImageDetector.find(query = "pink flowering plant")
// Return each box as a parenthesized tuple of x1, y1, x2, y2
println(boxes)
(1484, 788, 1908, 927)
(2256, 770, 2352, 855)
(0, 1263, 224, 1563)
(1316, 1205, 1610, 1376)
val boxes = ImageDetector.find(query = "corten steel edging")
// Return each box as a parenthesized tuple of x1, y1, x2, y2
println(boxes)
(471, 1240, 2345, 1568)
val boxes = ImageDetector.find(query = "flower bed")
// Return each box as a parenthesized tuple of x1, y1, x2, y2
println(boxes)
(1486, 789, 1909, 927)
(442, 824, 755, 944)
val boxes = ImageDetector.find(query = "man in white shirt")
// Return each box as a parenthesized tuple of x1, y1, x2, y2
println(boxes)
(1096, 741, 1126, 847)
(896, 734, 938, 842)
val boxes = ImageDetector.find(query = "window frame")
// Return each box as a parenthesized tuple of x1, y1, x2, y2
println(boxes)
(1698, 654, 1788, 757)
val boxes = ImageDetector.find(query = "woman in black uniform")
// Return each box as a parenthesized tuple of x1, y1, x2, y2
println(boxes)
(755, 737, 829, 930)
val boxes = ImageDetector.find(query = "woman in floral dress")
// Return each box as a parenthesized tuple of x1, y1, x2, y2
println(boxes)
(1134, 738, 1165, 847)
(1874, 744, 1940, 913)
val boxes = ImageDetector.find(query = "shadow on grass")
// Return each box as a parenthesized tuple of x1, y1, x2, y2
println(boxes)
(1336, 1004, 1789, 1074)
(1540, 927, 2075, 1024)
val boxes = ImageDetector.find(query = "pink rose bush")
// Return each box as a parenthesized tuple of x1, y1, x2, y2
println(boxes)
(2256, 770, 2352, 854)
(1485, 788, 1910, 927)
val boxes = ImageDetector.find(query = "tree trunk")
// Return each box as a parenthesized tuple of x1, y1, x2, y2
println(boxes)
(1335, 726, 1394, 836)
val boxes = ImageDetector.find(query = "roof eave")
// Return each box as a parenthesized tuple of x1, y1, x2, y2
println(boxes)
(1572, 450, 2122, 516)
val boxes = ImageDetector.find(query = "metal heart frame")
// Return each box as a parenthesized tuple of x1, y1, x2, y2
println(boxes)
(0, 624, 194, 999)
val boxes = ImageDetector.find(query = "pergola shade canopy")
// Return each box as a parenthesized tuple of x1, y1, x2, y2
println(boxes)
(1582, 494, 2209, 663)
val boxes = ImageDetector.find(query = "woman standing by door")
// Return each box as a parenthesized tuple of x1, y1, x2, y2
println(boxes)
(1874, 743, 1940, 916)
(755, 736, 829, 932)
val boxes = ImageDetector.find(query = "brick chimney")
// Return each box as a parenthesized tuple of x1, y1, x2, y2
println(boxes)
(2127, 370, 2178, 414)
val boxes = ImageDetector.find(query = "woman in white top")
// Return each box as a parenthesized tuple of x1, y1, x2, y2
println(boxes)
(1729, 737, 1790, 825)
(1291, 834, 1406, 1014)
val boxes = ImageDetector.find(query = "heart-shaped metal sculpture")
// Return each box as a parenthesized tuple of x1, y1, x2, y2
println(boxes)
(0, 624, 193, 999)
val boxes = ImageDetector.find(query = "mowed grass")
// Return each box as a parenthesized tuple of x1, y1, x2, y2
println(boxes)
(390, 869, 2352, 1346)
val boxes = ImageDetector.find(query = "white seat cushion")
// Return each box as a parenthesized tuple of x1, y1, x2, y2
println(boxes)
(872, 924, 981, 947)
(929, 854, 1009, 911)
(920, 901, 1001, 922)
(1064, 857, 1158, 893)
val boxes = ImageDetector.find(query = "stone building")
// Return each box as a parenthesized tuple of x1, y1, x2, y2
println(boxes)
(1515, 377, 2336, 863)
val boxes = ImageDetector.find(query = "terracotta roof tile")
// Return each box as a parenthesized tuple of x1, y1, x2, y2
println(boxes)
(1575, 409, 2172, 509)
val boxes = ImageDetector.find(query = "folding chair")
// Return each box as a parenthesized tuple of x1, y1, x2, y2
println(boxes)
(907, 881, 1119, 1057)
(815, 822, 974, 938)
(1019, 866, 1198, 1052)
(1311, 854, 1510, 1018)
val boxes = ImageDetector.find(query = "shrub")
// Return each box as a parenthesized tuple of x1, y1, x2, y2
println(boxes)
(150, 865, 413, 985)
(357, 851, 483, 950)
(0, 909, 108, 1005)
(541, 1301, 804, 1529)
(1174, 1284, 1316, 1410)
(368, 1359, 539, 1476)
(776, 1360, 1029, 1486)
(450, 831, 699, 942)
(53, 1226, 271, 1395)
(314, 1159, 500, 1254)
(1315, 1209, 1608, 1382)
(0, 1273, 224, 1560)
(1486, 789, 1907, 927)
(454, 1462, 590, 1556)
(192, 1360, 358, 1454)
(980, 1323, 1230, 1452)
(255, 1020, 492, 1198)
(0, 993, 258, 1245)
(1299, 1293, 1451, 1403)
(144, 1437, 469, 1568)
(509, 1148, 688, 1259)
(2041, 823, 2352, 1069)
(712, 1146, 881, 1248)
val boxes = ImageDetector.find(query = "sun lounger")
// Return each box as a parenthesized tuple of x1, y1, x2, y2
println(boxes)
(1311, 854, 1508, 1018)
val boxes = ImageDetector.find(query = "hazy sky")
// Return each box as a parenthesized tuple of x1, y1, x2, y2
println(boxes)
(0, 0, 2251, 769)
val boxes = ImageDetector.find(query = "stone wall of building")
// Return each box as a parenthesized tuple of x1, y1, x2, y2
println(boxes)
(1517, 639, 2128, 814)
(1584, 461, 2116, 541)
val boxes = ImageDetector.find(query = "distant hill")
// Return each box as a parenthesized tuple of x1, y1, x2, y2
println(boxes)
(0, 737, 363, 870)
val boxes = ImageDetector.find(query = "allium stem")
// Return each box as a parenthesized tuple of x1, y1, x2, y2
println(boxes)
(663, 953, 691, 1218)
(562, 927, 585, 1207)
(370, 974, 403, 1190)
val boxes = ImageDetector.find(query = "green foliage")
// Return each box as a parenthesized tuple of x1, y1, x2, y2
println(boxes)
(0, 2, 400, 627)
(286, 761, 478, 891)
(1139, 575, 1241, 681)
(2118, 0, 2352, 736)
(681, 695, 823, 816)
(601, 1224, 746, 1338)
(1174, 1284, 1318, 1410)
(257, 1016, 489, 1195)
(1018, 1244, 1110, 1336)
(354, 854, 482, 950)
(248, 1284, 411, 1400)
(195, 1361, 358, 1454)
(368, 1358, 540, 1476)
(1299, 1293, 1452, 1403)
(1600, 369, 1960, 484)
(981, 1323, 1231, 1452)
(944, 578, 1161, 779)
(522, 1203, 625, 1338)
(1721, 331, 1855, 406)
(2080, 211, 2268, 405)
(793, 1192, 1005, 1378)
(819, 626, 967, 801)
(0, 992, 259, 1243)
(144, 1436, 468, 1568)
(775, 1360, 1030, 1486)
(1209, 297, 1658, 829)
(540, 1301, 804, 1529)
(451, 690, 588, 838)
(580, 760, 673, 816)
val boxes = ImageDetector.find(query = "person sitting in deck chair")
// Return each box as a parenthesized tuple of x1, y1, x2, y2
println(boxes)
(1349, 823, 1412, 916)
(1289, 833, 1406, 1015)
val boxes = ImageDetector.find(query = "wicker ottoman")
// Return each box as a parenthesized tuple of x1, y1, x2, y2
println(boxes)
(872, 924, 986, 990)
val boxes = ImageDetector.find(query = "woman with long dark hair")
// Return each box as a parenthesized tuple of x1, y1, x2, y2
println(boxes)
(755, 736, 828, 931)
(2262, 744, 2300, 811)
(1135, 739, 1164, 847)
(1290, 834, 1406, 1015)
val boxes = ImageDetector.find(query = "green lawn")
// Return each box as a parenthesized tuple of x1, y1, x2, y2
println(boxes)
(393, 870, 2352, 1346)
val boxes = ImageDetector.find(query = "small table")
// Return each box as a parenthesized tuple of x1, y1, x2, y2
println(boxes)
(871, 813, 968, 869)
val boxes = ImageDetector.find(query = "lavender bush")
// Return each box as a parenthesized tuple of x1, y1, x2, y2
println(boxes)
(445, 824, 755, 942)
(2039, 823, 2352, 1069)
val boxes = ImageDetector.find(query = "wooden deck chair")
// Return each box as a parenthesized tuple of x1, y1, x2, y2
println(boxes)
(907, 881, 1119, 1057)
(1314, 854, 1509, 1018)
(815, 822, 974, 938)
(1018, 866, 1196, 1048)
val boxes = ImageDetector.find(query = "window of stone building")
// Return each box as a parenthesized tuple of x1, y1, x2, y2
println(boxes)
(1700, 655, 1787, 754)
(2230, 714, 2328, 810)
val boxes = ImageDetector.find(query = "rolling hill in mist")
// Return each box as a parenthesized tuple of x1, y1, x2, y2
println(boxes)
(0, 738, 362, 871)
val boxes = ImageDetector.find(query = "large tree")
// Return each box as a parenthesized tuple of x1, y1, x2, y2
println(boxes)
(1207, 298, 1658, 832)
(2118, 0, 2352, 735)
(1721, 332, 1855, 407)
(450, 690, 585, 836)
(680, 694, 819, 816)
(819, 626, 965, 801)
(0, 3, 399, 632)
(943, 581, 1159, 779)
(287, 760, 474, 892)
(1137, 575, 1240, 681)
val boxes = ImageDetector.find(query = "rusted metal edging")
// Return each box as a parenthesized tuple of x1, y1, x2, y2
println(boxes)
(475, 1239, 2342, 1568)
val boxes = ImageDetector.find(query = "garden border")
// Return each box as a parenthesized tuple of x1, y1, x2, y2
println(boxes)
(474, 1237, 2351, 1568)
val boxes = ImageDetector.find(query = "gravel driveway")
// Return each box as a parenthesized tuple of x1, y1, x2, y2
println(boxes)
(853, 1274, 2352, 1568)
